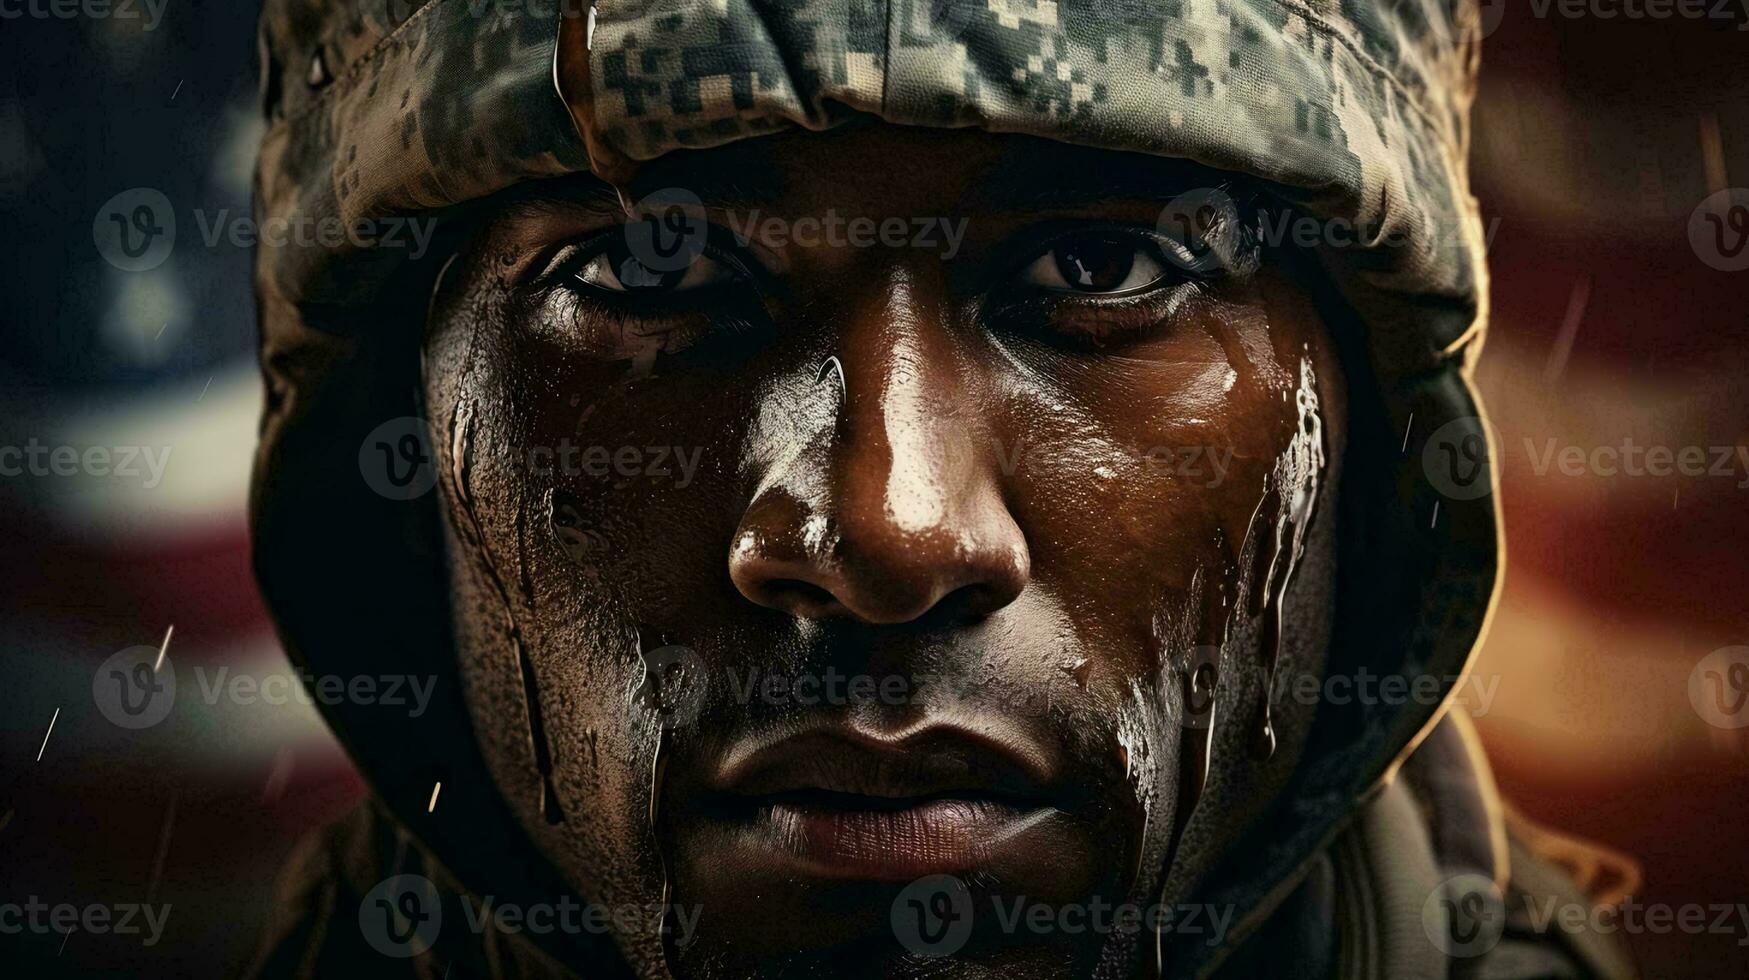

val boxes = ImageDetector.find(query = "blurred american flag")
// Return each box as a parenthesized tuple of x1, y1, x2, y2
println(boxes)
(1, 5, 1746, 977)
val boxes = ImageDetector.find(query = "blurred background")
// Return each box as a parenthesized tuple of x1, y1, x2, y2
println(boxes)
(1, 4, 1747, 977)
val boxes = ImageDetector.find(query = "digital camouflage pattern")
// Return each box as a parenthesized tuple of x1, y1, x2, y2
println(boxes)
(588, 0, 1486, 358)
(250, 2, 1519, 977)
(258, 0, 1487, 374)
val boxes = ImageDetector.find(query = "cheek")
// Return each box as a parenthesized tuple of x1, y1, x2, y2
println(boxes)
(424, 283, 748, 952)
(495, 313, 758, 625)
(992, 308, 1309, 675)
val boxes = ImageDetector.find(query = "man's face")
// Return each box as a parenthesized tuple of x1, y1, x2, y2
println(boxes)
(424, 124, 1345, 978)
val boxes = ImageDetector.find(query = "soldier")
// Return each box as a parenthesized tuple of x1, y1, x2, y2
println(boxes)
(247, 2, 1637, 977)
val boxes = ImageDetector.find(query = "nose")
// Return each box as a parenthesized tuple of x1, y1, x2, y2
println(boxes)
(728, 273, 1030, 626)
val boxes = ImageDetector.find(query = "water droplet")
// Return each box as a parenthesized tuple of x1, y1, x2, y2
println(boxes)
(1061, 657, 1093, 689)
(306, 49, 330, 88)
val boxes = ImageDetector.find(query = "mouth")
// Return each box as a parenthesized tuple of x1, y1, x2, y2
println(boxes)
(680, 724, 1088, 883)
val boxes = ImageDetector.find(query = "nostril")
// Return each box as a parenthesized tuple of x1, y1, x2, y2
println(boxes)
(764, 578, 838, 612)
(915, 583, 1003, 630)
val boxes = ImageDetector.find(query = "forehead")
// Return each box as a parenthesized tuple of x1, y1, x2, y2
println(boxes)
(618, 122, 1243, 214)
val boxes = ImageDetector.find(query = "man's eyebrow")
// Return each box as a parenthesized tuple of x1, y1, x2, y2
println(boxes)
(624, 139, 787, 209)
(966, 143, 1243, 211)
(498, 179, 622, 219)
(495, 139, 788, 220)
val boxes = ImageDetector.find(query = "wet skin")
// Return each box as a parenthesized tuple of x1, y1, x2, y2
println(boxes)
(423, 124, 1347, 978)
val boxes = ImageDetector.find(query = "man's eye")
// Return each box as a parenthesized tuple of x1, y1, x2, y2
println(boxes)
(1022, 235, 1169, 294)
(575, 240, 736, 294)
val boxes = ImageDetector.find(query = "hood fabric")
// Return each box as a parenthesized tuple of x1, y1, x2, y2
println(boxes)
(251, 1, 1510, 976)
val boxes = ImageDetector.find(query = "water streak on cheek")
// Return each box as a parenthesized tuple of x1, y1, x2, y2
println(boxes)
(1149, 352, 1328, 975)
(1168, 559, 1231, 854)
(448, 396, 565, 824)
(630, 626, 701, 975)
(1146, 560, 1233, 975)
(515, 493, 535, 601)
(1249, 355, 1326, 759)
(1114, 678, 1168, 897)
(649, 722, 675, 972)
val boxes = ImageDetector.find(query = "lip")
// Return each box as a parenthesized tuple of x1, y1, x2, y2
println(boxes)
(680, 724, 1085, 882)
